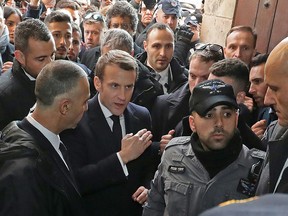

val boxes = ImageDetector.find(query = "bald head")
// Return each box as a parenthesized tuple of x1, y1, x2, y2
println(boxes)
(264, 37, 288, 126)
(266, 38, 288, 77)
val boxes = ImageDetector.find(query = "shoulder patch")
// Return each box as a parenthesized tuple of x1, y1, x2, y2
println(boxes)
(168, 165, 186, 174)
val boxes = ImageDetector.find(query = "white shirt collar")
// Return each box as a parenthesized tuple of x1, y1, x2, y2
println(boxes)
(22, 67, 36, 81)
(98, 95, 113, 119)
(26, 114, 61, 151)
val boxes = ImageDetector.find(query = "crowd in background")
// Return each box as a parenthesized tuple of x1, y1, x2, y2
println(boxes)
(0, 0, 288, 215)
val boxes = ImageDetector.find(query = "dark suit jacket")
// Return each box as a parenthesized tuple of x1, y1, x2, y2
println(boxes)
(61, 95, 158, 216)
(0, 119, 86, 216)
(151, 82, 190, 141)
(0, 59, 36, 130)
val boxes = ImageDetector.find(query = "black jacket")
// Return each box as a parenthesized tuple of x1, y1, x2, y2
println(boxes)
(151, 82, 190, 141)
(0, 120, 87, 216)
(137, 51, 188, 94)
(132, 60, 163, 112)
(0, 59, 36, 130)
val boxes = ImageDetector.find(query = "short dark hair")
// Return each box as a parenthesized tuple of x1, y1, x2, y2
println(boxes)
(250, 53, 269, 67)
(209, 58, 250, 93)
(225, 26, 257, 48)
(145, 23, 174, 42)
(56, 0, 80, 10)
(44, 10, 72, 25)
(35, 60, 87, 106)
(14, 19, 52, 52)
(105, 1, 138, 35)
(95, 49, 138, 80)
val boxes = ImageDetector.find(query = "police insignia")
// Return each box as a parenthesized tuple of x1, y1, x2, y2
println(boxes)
(202, 83, 226, 94)
(168, 165, 185, 173)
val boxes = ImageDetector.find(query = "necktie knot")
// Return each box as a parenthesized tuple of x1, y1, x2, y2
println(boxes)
(154, 73, 161, 81)
(110, 115, 120, 126)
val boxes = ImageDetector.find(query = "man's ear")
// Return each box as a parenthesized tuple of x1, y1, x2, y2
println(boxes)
(130, 50, 135, 57)
(59, 99, 70, 115)
(143, 40, 148, 51)
(94, 76, 101, 91)
(14, 50, 25, 65)
(189, 114, 196, 132)
(236, 91, 246, 104)
(223, 47, 227, 58)
(235, 110, 239, 127)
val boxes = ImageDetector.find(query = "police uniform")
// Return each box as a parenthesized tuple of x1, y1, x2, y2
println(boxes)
(143, 135, 265, 216)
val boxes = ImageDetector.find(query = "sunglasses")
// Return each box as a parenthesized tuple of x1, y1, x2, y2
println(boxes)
(195, 43, 223, 53)
(191, 43, 224, 58)
(83, 12, 104, 22)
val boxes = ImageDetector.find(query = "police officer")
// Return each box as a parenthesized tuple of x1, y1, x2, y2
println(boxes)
(143, 79, 265, 216)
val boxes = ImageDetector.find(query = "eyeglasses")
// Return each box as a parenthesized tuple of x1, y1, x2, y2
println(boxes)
(83, 12, 104, 22)
(191, 43, 224, 59)
(110, 23, 131, 31)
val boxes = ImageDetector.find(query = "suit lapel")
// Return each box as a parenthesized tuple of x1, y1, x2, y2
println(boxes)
(18, 119, 80, 196)
(87, 95, 120, 152)
(124, 103, 140, 134)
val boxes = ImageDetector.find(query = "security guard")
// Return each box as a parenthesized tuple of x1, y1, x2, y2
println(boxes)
(143, 79, 265, 216)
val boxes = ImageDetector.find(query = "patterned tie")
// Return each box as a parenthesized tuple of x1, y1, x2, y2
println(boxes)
(110, 115, 122, 147)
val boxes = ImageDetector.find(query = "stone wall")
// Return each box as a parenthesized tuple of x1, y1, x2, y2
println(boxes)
(200, 0, 237, 47)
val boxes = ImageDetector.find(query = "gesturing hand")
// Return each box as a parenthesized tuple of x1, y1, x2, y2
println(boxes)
(119, 129, 153, 164)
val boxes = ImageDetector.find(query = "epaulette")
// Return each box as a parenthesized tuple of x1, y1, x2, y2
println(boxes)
(165, 136, 190, 150)
(250, 148, 266, 160)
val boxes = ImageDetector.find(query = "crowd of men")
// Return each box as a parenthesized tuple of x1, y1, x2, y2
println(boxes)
(0, 0, 288, 215)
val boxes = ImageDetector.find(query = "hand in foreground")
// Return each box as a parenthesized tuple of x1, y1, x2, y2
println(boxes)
(159, 129, 175, 154)
(2, 61, 13, 73)
(243, 96, 254, 112)
(119, 129, 152, 164)
(132, 186, 148, 205)
(251, 119, 267, 139)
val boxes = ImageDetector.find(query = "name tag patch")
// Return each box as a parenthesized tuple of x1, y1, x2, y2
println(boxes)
(168, 165, 185, 174)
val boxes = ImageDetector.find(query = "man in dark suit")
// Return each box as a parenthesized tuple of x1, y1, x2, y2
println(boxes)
(0, 18, 56, 130)
(0, 60, 91, 215)
(61, 49, 156, 216)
